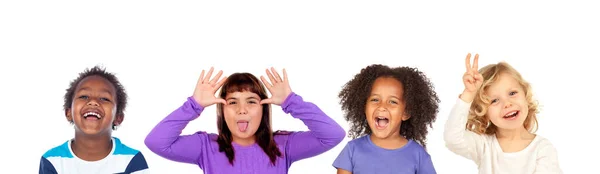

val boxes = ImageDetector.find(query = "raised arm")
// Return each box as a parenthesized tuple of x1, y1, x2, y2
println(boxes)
(443, 53, 487, 162)
(259, 68, 345, 163)
(282, 93, 345, 162)
(144, 67, 227, 164)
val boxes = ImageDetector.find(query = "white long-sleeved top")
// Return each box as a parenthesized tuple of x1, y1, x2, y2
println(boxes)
(444, 98, 562, 174)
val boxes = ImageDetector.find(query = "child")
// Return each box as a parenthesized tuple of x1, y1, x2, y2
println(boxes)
(333, 64, 439, 174)
(144, 67, 345, 174)
(443, 53, 562, 173)
(39, 66, 149, 174)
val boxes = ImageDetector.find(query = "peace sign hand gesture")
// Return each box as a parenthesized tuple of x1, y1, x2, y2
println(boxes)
(260, 67, 292, 106)
(461, 53, 484, 103)
(192, 67, 228, 107)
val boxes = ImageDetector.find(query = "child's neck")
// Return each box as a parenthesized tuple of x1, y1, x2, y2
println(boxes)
(370, 134, 408, 150)
(71, 133, 113, 161)
(232, 136, 256, 147)
(495, 126, 536, 153)
(495, 126, 535, 140)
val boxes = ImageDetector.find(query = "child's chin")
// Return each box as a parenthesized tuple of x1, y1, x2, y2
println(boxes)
(497, 123, 526, 130)
(370, 131, 392, 139)
(232, 131, 256, 139)
(75, 126, 112, 136)
(80, 130, 110, 136)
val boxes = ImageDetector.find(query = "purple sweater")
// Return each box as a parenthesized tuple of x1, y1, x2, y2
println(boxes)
(145, 93, 345, 174)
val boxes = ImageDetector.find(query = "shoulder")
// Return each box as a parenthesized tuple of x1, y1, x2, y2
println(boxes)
(113, 137, 141, 156)
(348, 135, 369, 146)
(531, 135, 559, 156)
(338, 135, 369, 151)
(533, 135, 554, 146)
(274, 130, 294, 135)
(193, 131, 218, 138)
(273, 130, 294, 143)
(406, 140, 432, 157)
(43, 140, 72, 158)
(112, 137, 150, 171)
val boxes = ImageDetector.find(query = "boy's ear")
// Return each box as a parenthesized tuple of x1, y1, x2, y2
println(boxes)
(65, 108, 73, 122)
(113, 113, 124, 127)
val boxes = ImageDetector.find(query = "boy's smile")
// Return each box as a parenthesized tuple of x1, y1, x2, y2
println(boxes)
(66, 75, 122, 136)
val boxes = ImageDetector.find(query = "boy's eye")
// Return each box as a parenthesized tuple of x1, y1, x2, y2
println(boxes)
(100, 98, 111, 102)
(369, 98, 379, 102)
(248, 100, 258, 104)
(389, 100, 398, 104)
(509, 91, 518, 96)
(228, 101, 237, 105)
(78, 95, 89, 99)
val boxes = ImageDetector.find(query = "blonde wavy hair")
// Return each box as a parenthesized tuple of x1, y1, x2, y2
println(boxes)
(466, 62, 539, 135)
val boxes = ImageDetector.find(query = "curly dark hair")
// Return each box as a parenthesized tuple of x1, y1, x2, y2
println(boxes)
(63, 66, 128, 130)
(339, 64, 440, 148)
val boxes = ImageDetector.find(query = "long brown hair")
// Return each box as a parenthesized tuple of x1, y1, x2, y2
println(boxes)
(216, 73, 282, 165)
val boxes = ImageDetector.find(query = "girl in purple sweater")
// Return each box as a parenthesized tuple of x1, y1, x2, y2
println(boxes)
(145, 67, 345, 174)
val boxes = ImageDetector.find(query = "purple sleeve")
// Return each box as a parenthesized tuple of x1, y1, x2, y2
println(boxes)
(282, 92, 346, 163)
(332, 142, 353, 172)
(418, 151, 437, 174)
(144, 97, 208, 165)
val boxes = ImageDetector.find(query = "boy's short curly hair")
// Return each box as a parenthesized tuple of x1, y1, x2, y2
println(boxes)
(63, 66, 127, 130)
(339, 64, 440, 147)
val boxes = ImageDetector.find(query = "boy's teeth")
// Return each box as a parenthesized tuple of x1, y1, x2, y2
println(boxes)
(84, 112, 101, 118)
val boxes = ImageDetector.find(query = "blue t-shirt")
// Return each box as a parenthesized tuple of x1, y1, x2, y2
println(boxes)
(333, 135, 436, 174)
(39, 137, 148, 174)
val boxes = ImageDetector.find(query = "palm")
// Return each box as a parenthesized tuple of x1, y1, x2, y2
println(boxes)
(260, 67, 292, 106)
(193, 67, 227, 107)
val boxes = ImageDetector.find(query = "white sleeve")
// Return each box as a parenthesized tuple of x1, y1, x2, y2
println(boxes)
(443, 97, 488, 164)
(533, 140, 562, 174)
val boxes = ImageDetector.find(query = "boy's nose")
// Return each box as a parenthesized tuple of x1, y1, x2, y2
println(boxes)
(87, 100, 99, 106)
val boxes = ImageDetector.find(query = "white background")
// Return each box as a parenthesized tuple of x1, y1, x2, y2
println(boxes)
(1, 1, 598, 173)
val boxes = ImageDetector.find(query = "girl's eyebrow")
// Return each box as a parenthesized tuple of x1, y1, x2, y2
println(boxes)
(370, 93, 400, 99)
(226, 96, 260, 100)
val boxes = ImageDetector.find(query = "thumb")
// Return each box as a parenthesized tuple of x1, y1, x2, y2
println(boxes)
(216, 98, 227, 105)
(260, 98, 273, 105)
(474, 74, 484, 81)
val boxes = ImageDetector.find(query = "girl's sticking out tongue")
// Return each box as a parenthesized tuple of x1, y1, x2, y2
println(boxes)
(237, 121, 249, 132)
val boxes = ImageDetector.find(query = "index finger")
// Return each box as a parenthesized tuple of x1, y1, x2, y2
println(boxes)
(209, 70, 223, 84)
(465, 53, 472, 71)
(282, 68, 288, 82)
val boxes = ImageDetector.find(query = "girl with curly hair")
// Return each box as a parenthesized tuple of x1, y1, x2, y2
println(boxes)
(333, 64, 440, 174)
(444, 53, 562, 174)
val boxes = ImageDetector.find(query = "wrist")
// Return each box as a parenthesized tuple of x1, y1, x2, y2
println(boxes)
(460, 90, 476, 103)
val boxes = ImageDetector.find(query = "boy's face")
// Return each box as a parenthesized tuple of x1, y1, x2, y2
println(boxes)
(66, 75, 122, 136)
(365, 77, 409, 139)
